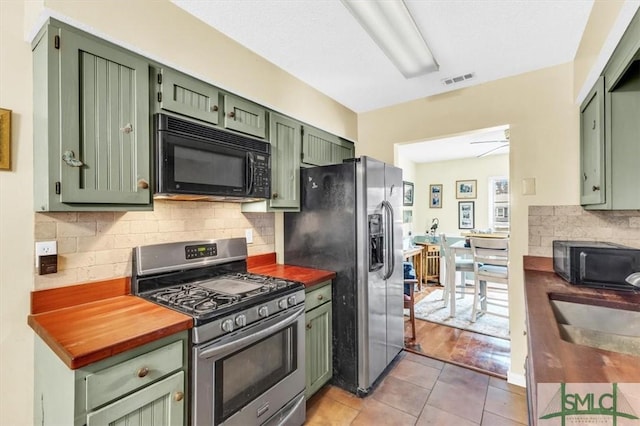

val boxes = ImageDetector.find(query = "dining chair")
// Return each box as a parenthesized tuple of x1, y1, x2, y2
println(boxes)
(440, 233, 475, 307)
(403, 261, 418, 344)
(470, 237, 509, 322)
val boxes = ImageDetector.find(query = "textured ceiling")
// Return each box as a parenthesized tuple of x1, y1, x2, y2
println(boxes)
(173, 0, 594, 113)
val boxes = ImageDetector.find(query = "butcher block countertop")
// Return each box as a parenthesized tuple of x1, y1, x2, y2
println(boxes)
(28, 254, 333, 370)
(28, 278, 192, 370)
(248, 253, 336, 288)
(524, 256, 640, 384)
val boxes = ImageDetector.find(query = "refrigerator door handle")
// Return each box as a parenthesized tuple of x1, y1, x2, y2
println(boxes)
(382, 200, 395, 280)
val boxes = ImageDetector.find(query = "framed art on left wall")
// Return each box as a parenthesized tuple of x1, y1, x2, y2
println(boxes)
(0, 108, 11, 170)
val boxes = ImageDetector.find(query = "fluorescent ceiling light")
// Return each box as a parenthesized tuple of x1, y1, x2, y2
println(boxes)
(341, 0, 439, 78)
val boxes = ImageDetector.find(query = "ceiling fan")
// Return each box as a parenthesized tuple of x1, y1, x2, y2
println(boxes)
(470, 129, 510, 157)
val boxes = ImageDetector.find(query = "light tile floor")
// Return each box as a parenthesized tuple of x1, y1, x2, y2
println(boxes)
(305, 351, 528, 425)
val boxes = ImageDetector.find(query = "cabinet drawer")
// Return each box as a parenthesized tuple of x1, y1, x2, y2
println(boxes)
(86, 340, 183, 410)
(305, 281, 332, 312)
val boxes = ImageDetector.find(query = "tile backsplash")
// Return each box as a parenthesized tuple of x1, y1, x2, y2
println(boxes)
(34, 200, 274, 289)
(528, 205, 640, 257)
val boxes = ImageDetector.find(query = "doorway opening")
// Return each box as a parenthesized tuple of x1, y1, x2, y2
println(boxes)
(397, 125, 511, 378)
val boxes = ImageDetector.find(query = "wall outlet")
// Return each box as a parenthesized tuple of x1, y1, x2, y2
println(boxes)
(245, 229, 253, 244)
(35, 241, 57, 267)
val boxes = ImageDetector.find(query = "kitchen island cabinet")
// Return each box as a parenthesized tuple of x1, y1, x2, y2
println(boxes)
(33, 19, 152, 211)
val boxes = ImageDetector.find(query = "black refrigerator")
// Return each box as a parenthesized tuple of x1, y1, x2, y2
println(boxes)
(284, 156, 404, 396)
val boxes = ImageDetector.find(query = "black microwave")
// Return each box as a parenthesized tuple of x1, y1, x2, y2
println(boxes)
(552, 240, 640, 291)
(154, 113, 271, 201)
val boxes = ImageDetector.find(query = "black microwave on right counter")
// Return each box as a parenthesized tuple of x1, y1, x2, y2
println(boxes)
(552, 240, 640, 291)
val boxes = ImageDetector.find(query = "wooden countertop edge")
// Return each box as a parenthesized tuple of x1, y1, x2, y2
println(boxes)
(248, 263, 336, 288)
(524, 269, 640, 384)
(28, 307, 192, 369)
(31, 277, 130, 314)
(523, 255, 554, 273)
(29, 281, 193, 370)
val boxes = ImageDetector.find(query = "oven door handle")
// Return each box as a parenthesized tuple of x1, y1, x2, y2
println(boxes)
(198, 306, 304, 360)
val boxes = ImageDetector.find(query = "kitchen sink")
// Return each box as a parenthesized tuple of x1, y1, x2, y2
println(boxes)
(549, 295, 640, 357)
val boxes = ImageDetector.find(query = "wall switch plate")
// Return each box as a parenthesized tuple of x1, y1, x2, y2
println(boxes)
(245, 229, 253, 244)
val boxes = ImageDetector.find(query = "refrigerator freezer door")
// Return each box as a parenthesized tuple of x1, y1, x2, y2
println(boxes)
(357, 157, 388, 391)
(384, 164, 405, 364)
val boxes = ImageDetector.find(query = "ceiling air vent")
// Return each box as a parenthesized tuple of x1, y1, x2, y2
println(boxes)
(442, 72, 475, 86)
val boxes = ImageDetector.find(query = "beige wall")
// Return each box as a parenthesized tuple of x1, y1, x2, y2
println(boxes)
(0, 1, 357, 424)
(409, 154, 509, 237)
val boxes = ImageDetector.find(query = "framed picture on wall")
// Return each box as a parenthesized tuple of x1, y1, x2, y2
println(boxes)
(403, 209, 413, 223)
(429, 184, 442, 208)
(458, 201, 475, 229)
(456, 179, 477, 199)
(403, 181, 414, 206)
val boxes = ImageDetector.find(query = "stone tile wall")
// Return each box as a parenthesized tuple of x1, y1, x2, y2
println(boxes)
(34, 200, 274, 289)
(528, 205, 640, 257)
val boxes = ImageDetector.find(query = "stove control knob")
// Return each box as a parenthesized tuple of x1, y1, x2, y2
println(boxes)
(278, 299, 287, 310)
(287, 295, 297, 306)
(235, 314, 246, 327)
(221, 319, 234, 333)
(258, 306, 269, 317)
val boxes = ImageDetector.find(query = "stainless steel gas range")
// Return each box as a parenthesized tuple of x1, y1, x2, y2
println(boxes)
(132, 238, 306, 426)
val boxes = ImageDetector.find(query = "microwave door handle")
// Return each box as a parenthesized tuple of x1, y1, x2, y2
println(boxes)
(579, 251, 587, 281)
(246, 152, 255, 195)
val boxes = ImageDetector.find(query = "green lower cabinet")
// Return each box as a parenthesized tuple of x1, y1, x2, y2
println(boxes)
(34, 331, 188, 426)
(305, 282, 333, 399)
(87, 371, 184, 426)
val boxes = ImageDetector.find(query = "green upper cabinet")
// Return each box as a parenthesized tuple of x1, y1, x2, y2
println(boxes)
(223, 94, 267, 139)
(580, 77, 606, 206)
(156, 67, 220, 125)
(242, 113, 301, 212)
(302, 125, 354, 167)
(581, 9, 640, 210)
(269, 113, 301, 209)
(33, 20, 151, 211)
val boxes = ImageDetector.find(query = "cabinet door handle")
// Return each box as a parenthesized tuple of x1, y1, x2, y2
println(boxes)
(306, 323, 312, 330)
(211, 105, 219, 112)
(120, 123, 133, 134)
(137, 179, 149, 189)
(592, 120, 596, 130)
(317, 294, 323, 300)
(228, 111, 236, 118)
(592, 185, 600, 192)
(272, 193, 279, 199)
(137, 367, 149, 378)
(174, 391, 184, 402)
(62, 151, 84, 167)
(583, 173, 587, 181)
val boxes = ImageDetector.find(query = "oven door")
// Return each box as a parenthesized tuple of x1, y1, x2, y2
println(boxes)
(192, 306, 305, 426)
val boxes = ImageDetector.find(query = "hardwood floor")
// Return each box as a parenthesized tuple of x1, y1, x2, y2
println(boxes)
(405, 285, 511, 378)
(306, 351, 527, 425)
